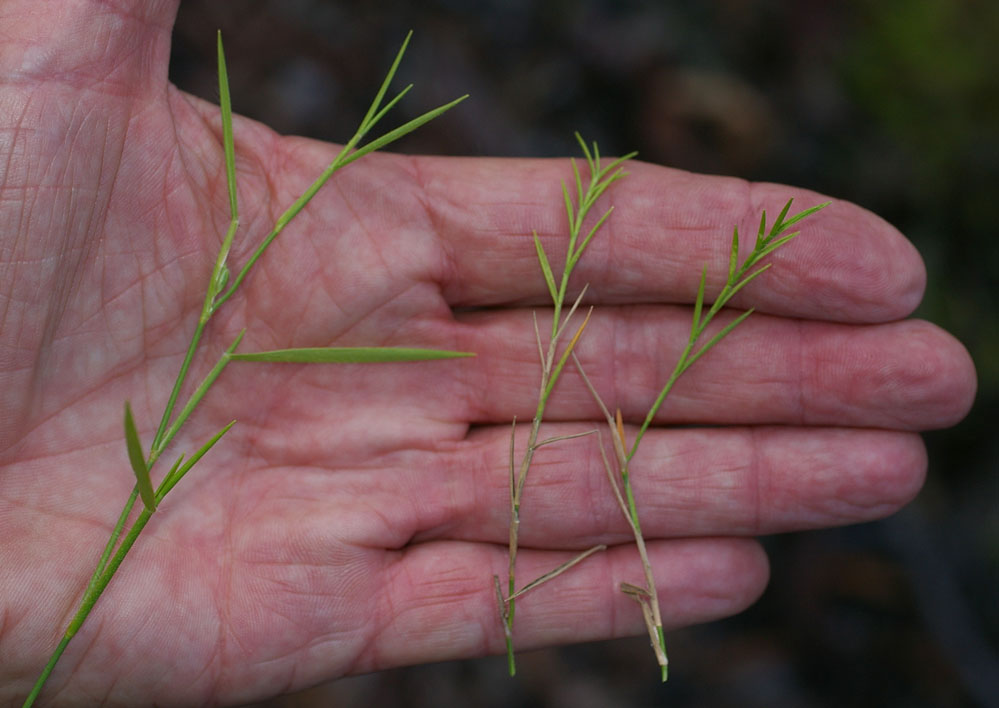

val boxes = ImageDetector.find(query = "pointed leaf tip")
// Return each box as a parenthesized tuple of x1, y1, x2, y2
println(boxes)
(124, 402, 156, 512)
(231, 346, 474, 364)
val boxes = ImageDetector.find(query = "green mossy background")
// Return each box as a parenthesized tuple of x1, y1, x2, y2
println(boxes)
(169, 2, 996, 706)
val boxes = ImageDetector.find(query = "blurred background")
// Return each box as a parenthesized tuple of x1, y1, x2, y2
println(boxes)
(169, 2, 997, 706)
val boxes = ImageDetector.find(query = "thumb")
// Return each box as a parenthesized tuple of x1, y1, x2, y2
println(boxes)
(0, 0, 179, 95)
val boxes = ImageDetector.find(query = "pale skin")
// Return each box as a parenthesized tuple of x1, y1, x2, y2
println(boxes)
(0, 1, 977, 706)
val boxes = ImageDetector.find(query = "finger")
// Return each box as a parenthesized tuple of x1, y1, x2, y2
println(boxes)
(412, 156, 925, 322)
(406, 425, 926, 549)
(351, 537, 768, 673)
(449, 308, 976, 431)
(0, 1, 177, 92)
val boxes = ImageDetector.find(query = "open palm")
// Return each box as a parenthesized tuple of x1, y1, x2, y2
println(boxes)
(0, 2, 976, 706)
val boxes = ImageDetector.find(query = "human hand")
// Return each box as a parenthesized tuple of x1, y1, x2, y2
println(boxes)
(0, 1, 976, 706)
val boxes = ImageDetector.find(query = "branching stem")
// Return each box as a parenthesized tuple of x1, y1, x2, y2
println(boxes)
(23, 31, 465, 708)
(574, 199, 829, 681)
(499, 135, 635, 675)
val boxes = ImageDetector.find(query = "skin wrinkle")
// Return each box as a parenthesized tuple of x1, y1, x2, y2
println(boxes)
(412, 425, 924, 544)
(326, 175, 405, 333)
(14, 354, 141, 457)
(213, 457, 241, 696)
(747, 426, 765, 536)
(795, 317, 807, 426)
(363, 549, 406, 673)
(29, 102, 122, 421)
(33, 2, 166, 100)
(0, 4, 975, 698)
(407, 154, 458, 294)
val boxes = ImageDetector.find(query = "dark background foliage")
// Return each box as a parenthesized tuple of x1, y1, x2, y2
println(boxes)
(168, 2, 997, 706)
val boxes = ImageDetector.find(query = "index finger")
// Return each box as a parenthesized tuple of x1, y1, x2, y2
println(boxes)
(412, 156, 924, 323)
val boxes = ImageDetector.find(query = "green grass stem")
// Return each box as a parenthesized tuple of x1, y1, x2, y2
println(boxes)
(22, 31, 465, 708)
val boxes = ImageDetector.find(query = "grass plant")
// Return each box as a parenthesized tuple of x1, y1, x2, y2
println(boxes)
(502, 137, 828, 681)
(21, 32, 467, 708)
(495, 135, 636, 676)
(574, 199, 829, 681)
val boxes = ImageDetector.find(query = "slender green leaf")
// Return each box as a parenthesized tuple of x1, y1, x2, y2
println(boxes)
(724, 263, 772, 303)
(771, 199, 793, 236)
(217, 31, 238, 220)
(571, 157, 583, 209)
(687, 308, 755, 369)
(157, 421, 236, 502)
(575, 132, 594, 168)
(603, 151, 638, 177)
(561, 181, 575, 233)
(728, 226, 739, 284)
(776, 200, 831, 234)
(358, 31, 412, 136)
(692, 266, 707, 332)
(232, 346, 474, 364)
(339, 94, 468, 168)
(366, 84, 414, 134)
(752, 232, 801, 262)
(755, 208, 768, 248)
(533, 231, 558, 303)
(573, 206, 613, 266)
(123, 402, 156, 512)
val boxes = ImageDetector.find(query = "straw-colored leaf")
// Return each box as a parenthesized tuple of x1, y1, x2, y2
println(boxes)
(508, 545, 606, 600)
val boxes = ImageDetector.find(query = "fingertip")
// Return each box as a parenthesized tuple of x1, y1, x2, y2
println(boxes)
(657, 538, 771, 627)
(876, 432, 928, 511)
(751, 186, 927, 323)
(719, 538, 771, 617)
(923, 323, 978, 428)
(883, 320, 978, 430)
(822, 199, 927, 320)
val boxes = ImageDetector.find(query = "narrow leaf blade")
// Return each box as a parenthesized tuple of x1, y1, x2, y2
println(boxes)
(692, 266, 707, 333)
(776, 201, 831, 235)
(358, 31, 412, 135)
(366, 83, 413, 134)
(544, 307, 592, 398)
(561, 180, 575, 233)
(124, 402, 156, 512)
(571, 156, 584, 210)
(340, 95, 468, 167)
(157, 421, 236, 501)
(508, 545, 606, 600)
(688, 307, 755, 369)
(770, 199, 793, 237)
(217, 31, 238, 220)
(231, 347, 474, 364)
(728, 226, 739, 284)
(533, 231, 559, 302)
(576, 132, 594, 169)
(573, 206, 613, 266)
